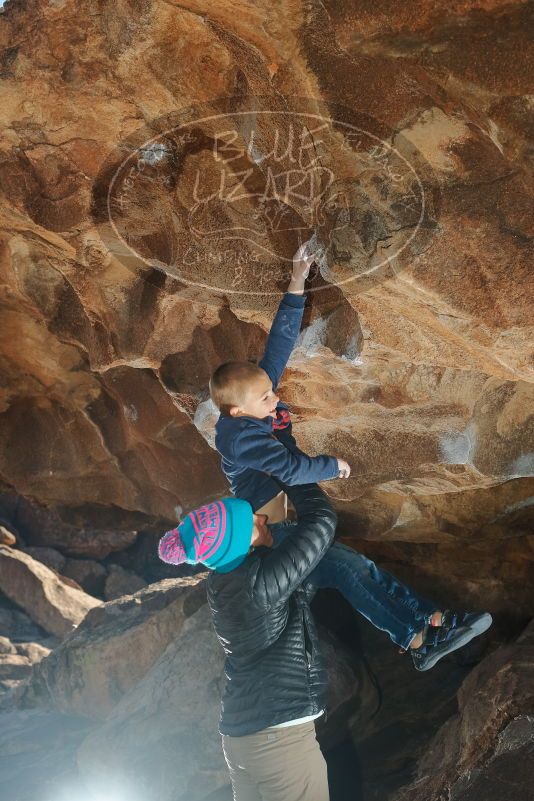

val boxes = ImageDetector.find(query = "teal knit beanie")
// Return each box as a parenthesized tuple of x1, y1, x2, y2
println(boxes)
(158, 497, 253, 573)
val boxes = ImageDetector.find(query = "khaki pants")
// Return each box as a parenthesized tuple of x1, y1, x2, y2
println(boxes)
(221, 721, 329, 801)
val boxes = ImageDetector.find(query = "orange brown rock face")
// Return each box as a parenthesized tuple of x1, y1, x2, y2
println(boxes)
(0, 0, 532, 616)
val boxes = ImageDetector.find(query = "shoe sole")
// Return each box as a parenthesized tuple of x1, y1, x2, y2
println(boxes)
(415, 614, 493, 672)
(463, 612, 493, 636)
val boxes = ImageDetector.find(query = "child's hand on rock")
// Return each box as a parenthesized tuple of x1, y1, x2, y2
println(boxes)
(336, 458, 351, 479)
(292, 241, 316, 281)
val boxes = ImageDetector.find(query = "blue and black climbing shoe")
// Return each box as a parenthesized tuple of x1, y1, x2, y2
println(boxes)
(411, 610, 492, 672)
(439, 609, 493, 637)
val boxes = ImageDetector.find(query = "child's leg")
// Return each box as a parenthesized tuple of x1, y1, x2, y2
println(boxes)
(269, 523, 437, 650)
(308, 540, 438, 651)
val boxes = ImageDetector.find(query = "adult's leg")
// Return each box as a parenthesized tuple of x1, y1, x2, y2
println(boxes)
(222, 734, 263, 801)
(223, 722, 329, 801)
(269, 525, 437, 650)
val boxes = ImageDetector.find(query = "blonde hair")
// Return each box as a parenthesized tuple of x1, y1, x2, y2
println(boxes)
(209, 361, 266, 415)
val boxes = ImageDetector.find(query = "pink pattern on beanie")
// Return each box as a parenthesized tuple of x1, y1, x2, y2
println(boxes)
(158, 526, 186, 565)
(190, 501, 227, 561)
(158, 500, 228, 566)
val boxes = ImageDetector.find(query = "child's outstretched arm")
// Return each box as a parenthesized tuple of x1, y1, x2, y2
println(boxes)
(232, 425, 346, 485)
(258, 243, 316, 390)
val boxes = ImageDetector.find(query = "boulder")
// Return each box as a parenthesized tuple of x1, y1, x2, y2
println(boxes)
(76, 603, 229, 801)
(62, 557, 107, 597)
(0, 492, 139, 559)
(0, 636, 16, 655)
(10, 549, 86, 593)
(0, 546, 101, 638)
(21, 546, 66, 573)
(0, 709, 93, 801)
(0, 525, 16, 547)
(16, 500, 138, 558)
(391, 619, 534, 801)
(0, 654, 32, 681)
(31, 575, 208, 718)
(56, 573, 85, 592)
(30, 525, 139, 561)
(15, 642, 51, 664)
(0, 606, 47, 643)
(104, 564, 147, 600)
(0, 680, 22, 695)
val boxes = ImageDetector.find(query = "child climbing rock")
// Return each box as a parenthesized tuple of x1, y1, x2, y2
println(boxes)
(196, 242, 493, 670)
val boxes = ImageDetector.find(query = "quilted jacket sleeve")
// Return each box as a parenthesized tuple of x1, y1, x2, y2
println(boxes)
(250, 481, 337, 607)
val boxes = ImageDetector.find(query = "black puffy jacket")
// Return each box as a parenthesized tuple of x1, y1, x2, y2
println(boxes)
(206, 481, 337, 736)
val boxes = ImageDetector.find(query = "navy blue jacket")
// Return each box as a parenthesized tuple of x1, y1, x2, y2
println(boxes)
(214, 292, 339, 511)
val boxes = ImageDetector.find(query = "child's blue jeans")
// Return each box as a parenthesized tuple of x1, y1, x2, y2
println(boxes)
(269, 521, 438, 650)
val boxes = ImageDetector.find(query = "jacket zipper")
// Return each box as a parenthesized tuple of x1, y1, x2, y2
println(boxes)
(302, 609, 312, 669)
(302, 606, 327, 720)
